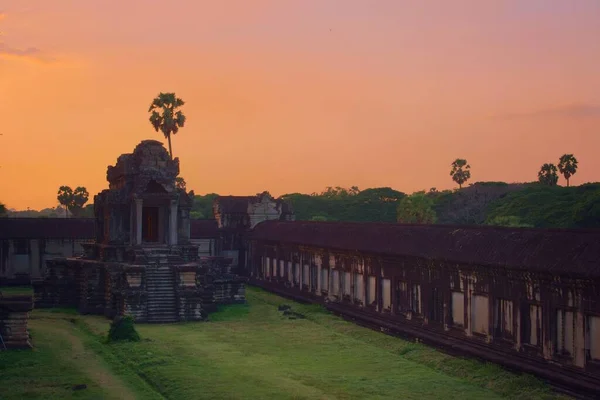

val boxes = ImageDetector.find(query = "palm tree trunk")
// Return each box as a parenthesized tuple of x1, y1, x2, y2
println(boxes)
(167, 135, 173, 159)
(567, 178, 570, 187)
(65, 206, 68, 218)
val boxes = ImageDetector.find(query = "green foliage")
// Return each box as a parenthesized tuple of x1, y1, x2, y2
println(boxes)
(148, 92, 186, 159)
(397, 191, 437, 224)
(450, 159, 471, 188)
(557, 154, 578, 187)
(485, 216, 534, 228)
(282, 187, 405, 222)
(538, 163, 559, 186)
(485, 183, 600, 228)
(191, 193, 219, 220)
(107, 315, 141, 343)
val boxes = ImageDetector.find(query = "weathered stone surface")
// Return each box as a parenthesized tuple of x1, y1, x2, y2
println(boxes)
(35, 140, 246, 324)
(0, 295, 33, 349)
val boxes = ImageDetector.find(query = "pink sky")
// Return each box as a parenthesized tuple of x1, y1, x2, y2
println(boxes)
(1, 1, 599, 210)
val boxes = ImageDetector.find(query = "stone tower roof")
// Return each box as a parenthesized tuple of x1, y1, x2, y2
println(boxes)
(106, 140, 180, 195)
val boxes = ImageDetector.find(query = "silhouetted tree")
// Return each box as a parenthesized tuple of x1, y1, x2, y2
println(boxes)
(0, 202, 7, 218)
(175, 177, 187, 191)
(450, 159, 471, 189)
(57, 186, 89, 217)
(397, 191, 437, 224)
(148, 92, 186, 159)
(538, 163, 559, 186)
(57, 186, 74, 217)
(70, 187, 89, 217)
(558, 154, 578, 187)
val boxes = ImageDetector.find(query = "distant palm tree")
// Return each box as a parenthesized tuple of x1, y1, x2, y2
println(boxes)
(558, 154, 578, 187)
(148, 93, 186, 159)
(450, 159, 471, 189)
(538, 163, 559, 186)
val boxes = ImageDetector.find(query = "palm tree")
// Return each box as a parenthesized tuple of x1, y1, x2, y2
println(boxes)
(57, 186, 73, 217)
(538, 163, 559, 186)
(558, 154, 578, 187)
(148, 93, 186, 159)
(450, 159, 471, 189)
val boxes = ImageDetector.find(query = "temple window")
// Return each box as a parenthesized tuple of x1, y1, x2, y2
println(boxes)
(367, 276, 377, 306)
(287, 261, 293, 283)
(410, 284, 422, 314)
(310, 265, 318, 292)
(585, 315, 600, 361)
(555, 308, 574, 356)
(493, 298, 514, 339)
(293, 263, 300, 285)
(471, 294, 489, 335)
(521, 304, 542, 346)
(320, 268, 329, 293)
(353, 273, 363, 302)
(343, 271, 351, 296)
(381, 278, 391, 311)
(302, 264, 310, 288)
(452, 291, 465, 327)
(332, 269, 340, 295)
(429, 287, 444, 323)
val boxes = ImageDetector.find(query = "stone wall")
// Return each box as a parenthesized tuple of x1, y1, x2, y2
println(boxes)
(0, 295, 34, 349)
(1, 238, 88, 280)
(247, 238, 600, 396)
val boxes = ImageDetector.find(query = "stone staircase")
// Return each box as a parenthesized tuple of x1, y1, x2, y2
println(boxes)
(143, 247, 181, 323)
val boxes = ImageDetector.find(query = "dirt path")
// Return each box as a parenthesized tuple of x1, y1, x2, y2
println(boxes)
(32, 318, 137, 400)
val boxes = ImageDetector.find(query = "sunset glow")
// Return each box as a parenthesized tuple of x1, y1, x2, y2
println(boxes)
(1, 1, 599, 210)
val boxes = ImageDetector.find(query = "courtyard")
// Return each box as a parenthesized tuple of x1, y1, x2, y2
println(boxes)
(0, 287, 564, 399)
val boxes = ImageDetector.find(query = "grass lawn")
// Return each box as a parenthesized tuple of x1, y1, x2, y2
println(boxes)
(0, 286, 34, 297)
(0, 287, 566, 399)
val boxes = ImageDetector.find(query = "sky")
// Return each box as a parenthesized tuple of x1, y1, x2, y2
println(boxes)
(1, 1, 599, 210)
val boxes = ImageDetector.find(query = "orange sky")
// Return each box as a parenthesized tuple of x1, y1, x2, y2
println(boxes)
(1, 1, 599, 210)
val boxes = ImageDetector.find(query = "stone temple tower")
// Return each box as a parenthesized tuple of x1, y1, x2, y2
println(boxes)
(93, 139, 193, 253)
(35, 140, 245, 322)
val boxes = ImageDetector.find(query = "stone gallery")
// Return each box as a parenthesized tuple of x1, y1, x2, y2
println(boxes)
(33, 140, 246, 322)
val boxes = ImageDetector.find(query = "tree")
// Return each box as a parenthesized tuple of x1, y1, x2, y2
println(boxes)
(450, 159, 471, 189)
(538, 163, 559, 186)
(0, 202, 7, 218)
(397, 191, 437, 224)
(56, 186, 89, 217)
(70, 187, 89, 217)
(57, 186, 74, 217)
(175, 177, 187, 191)
(148, 92, 186, 159)
(558, 154, 578, 187)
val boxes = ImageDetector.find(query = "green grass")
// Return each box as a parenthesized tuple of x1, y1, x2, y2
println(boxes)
(0, 287, 567, 399)
(0, 285, 34, 297)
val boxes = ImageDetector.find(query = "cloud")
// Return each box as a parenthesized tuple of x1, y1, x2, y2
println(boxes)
(492, 103, 600, 120)
(0, 42, 55, 63)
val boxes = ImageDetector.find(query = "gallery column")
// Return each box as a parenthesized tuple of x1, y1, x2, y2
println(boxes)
(135, 198, 143, 245)
(169, 199, 178, 245)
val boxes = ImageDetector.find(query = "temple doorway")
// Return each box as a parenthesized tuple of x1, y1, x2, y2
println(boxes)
(142, 206, 159, 242)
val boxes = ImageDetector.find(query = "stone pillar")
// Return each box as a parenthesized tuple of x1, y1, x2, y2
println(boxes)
(169, 200, 178, 245)
(135, 198, 143, 245)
